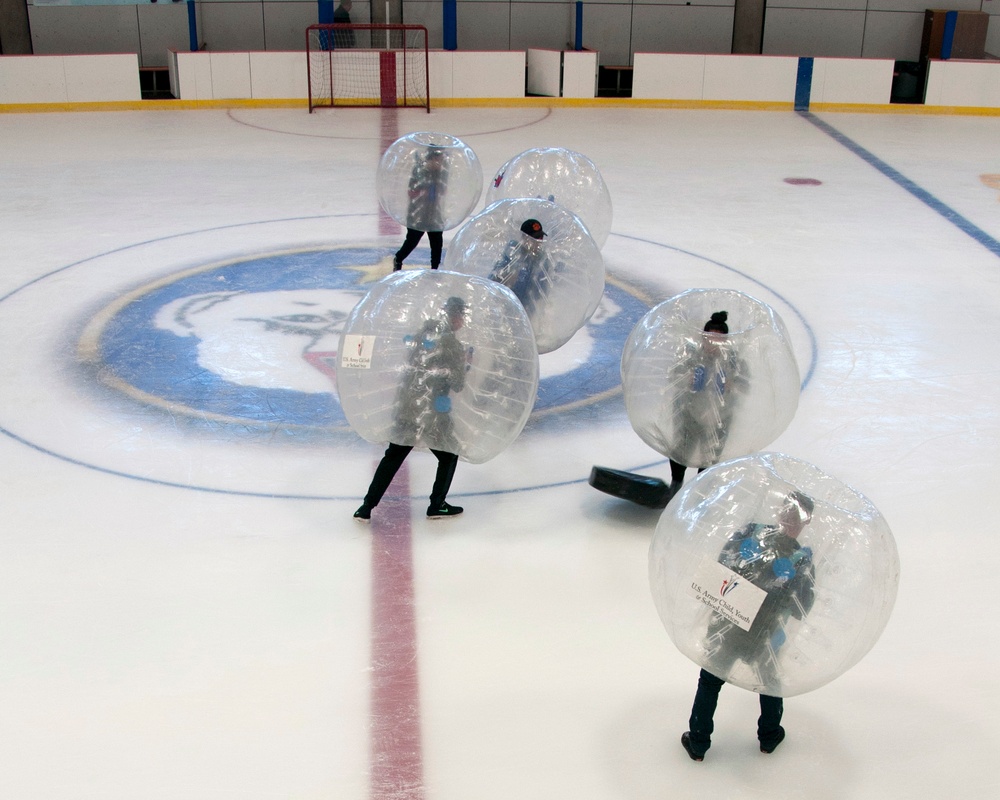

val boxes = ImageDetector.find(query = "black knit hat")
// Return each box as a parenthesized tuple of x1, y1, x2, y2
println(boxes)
(703, 311, 728, 334)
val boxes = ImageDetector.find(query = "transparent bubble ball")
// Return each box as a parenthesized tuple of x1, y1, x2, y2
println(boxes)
(649, 452, 900, 697)
(443, 198, 605, 354)
(622, 289, 800, 469)
(336, 270, 538, 464)
(376, 132, 484, 232)
(485, 147, 613, 248)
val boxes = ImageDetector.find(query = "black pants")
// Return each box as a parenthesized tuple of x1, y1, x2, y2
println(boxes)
(395, 229, 443, 269)
(668, 460, 707, 486)
(687, 669, 784, 756)
(363, 442, 458, 508)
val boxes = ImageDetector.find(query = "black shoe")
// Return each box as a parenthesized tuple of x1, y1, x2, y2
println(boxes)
(760, 727, 785, 754)
(681, 732, 704, 762)
(392, 255, 402, 271)
(353, 504, 372, 521)
(427, 502, 463, 519)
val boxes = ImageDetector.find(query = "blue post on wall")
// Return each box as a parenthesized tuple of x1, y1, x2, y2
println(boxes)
(187, 0, 198, 52)
(941, 10, 958, 60)
(317, 0, 334, 25)
(575, 2, 583, 51)
(443, 0, 457, 51)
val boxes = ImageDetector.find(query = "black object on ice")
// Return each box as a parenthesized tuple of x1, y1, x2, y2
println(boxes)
(588, 466, 675, 509)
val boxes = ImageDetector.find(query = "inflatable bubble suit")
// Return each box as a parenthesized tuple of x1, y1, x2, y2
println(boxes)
(336, 269, 539, 464)
(377, 132, 484, 232)
(622, 289, 800, 469)
(485, 147, 613, 248)
(443, 198, 605, 354)
(649, 452, 900, 697)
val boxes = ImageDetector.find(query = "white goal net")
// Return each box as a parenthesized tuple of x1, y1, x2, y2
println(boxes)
(306, 24, 430, 113)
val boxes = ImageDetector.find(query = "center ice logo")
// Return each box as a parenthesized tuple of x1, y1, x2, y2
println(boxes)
(79, 246, 649, 432)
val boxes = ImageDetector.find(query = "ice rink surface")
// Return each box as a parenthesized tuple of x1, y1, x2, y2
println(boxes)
(1, 104, 998, 799)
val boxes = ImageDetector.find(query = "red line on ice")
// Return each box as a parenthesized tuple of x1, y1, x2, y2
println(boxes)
(369, 460, 424, 800)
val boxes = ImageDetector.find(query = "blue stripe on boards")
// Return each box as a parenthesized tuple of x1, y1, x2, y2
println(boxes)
(799, 111, 1000, 259)
(795, 57, 814, 111)
(942, 10, 958, 60)
(443, 0, 457, 51)
(187, 0, 198, 52)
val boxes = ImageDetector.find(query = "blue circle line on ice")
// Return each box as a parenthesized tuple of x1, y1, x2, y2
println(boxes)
(0, 218, 817, 501)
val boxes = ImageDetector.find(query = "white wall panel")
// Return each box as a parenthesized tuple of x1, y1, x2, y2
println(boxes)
(988, 13, 1000, 58)
(136, 3, 191, 68)
(631, 5, 734, 55)
(562, 49, 597, 97)
(0, 53, 140, 103)
(428, 49, 454, 97)
(65, 53, 141, 101)
(764, 8, 865, 57)
(527, 48, 561, 96)
(209, 51, 252, 98)
(575, 4, 631, 65)
(868, 0, 980, 11)
(401, 3, 445, 50)
(199, 1, 265, 52)
(450, 50, 524, 97)
(632, 52, 706, 99)
(28, 5, 140, 56)
(809, 56, 893, 104)
(0, 54, 67, 102)
(925, 59, 1000, 107)
(702, 54, 797, 101)
(860, 10, 925, 60)
(173, 50, 213, 99)
(767, 0, 863, 8)
(261, 2, 317, 51)
(455, 3, 510, 50)
(511, 2, 576, 52)
(249, 50, 307, 98)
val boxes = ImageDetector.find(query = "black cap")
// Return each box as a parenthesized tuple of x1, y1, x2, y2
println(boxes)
(703, 311, 728, 334)
(520, 219, 546, 239)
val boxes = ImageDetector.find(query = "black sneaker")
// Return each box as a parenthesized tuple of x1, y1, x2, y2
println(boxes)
(353, 504, 372, 522)
(681, 732, 704, 762)
(392, 255, 402, 271)
(427, 502, 463, 519)
(760, 727, 785, 754)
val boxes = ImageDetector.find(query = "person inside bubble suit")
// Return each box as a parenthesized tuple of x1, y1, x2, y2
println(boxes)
(666, 311, 749, 494)
(355, 296, 471, 521)
(682, 490, 816, 761)
(394, 147, 448, 271)
(487, 218, 553, 318)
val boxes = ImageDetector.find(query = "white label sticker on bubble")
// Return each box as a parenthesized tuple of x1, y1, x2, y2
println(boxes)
(687, 560, 768, 632)
(340, 335, 376, 369)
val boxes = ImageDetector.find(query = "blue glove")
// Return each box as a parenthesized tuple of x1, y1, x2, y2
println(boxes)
(433, 395, 451, 413)
(772, 557, 795, 580)
(770, 628, 786, 649)
(740, 538, 761, 560)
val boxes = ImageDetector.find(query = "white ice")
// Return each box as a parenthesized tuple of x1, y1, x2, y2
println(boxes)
(1, 105, 998, 799)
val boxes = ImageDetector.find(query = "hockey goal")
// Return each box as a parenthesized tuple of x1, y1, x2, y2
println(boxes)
(306, 24, 430, 113)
